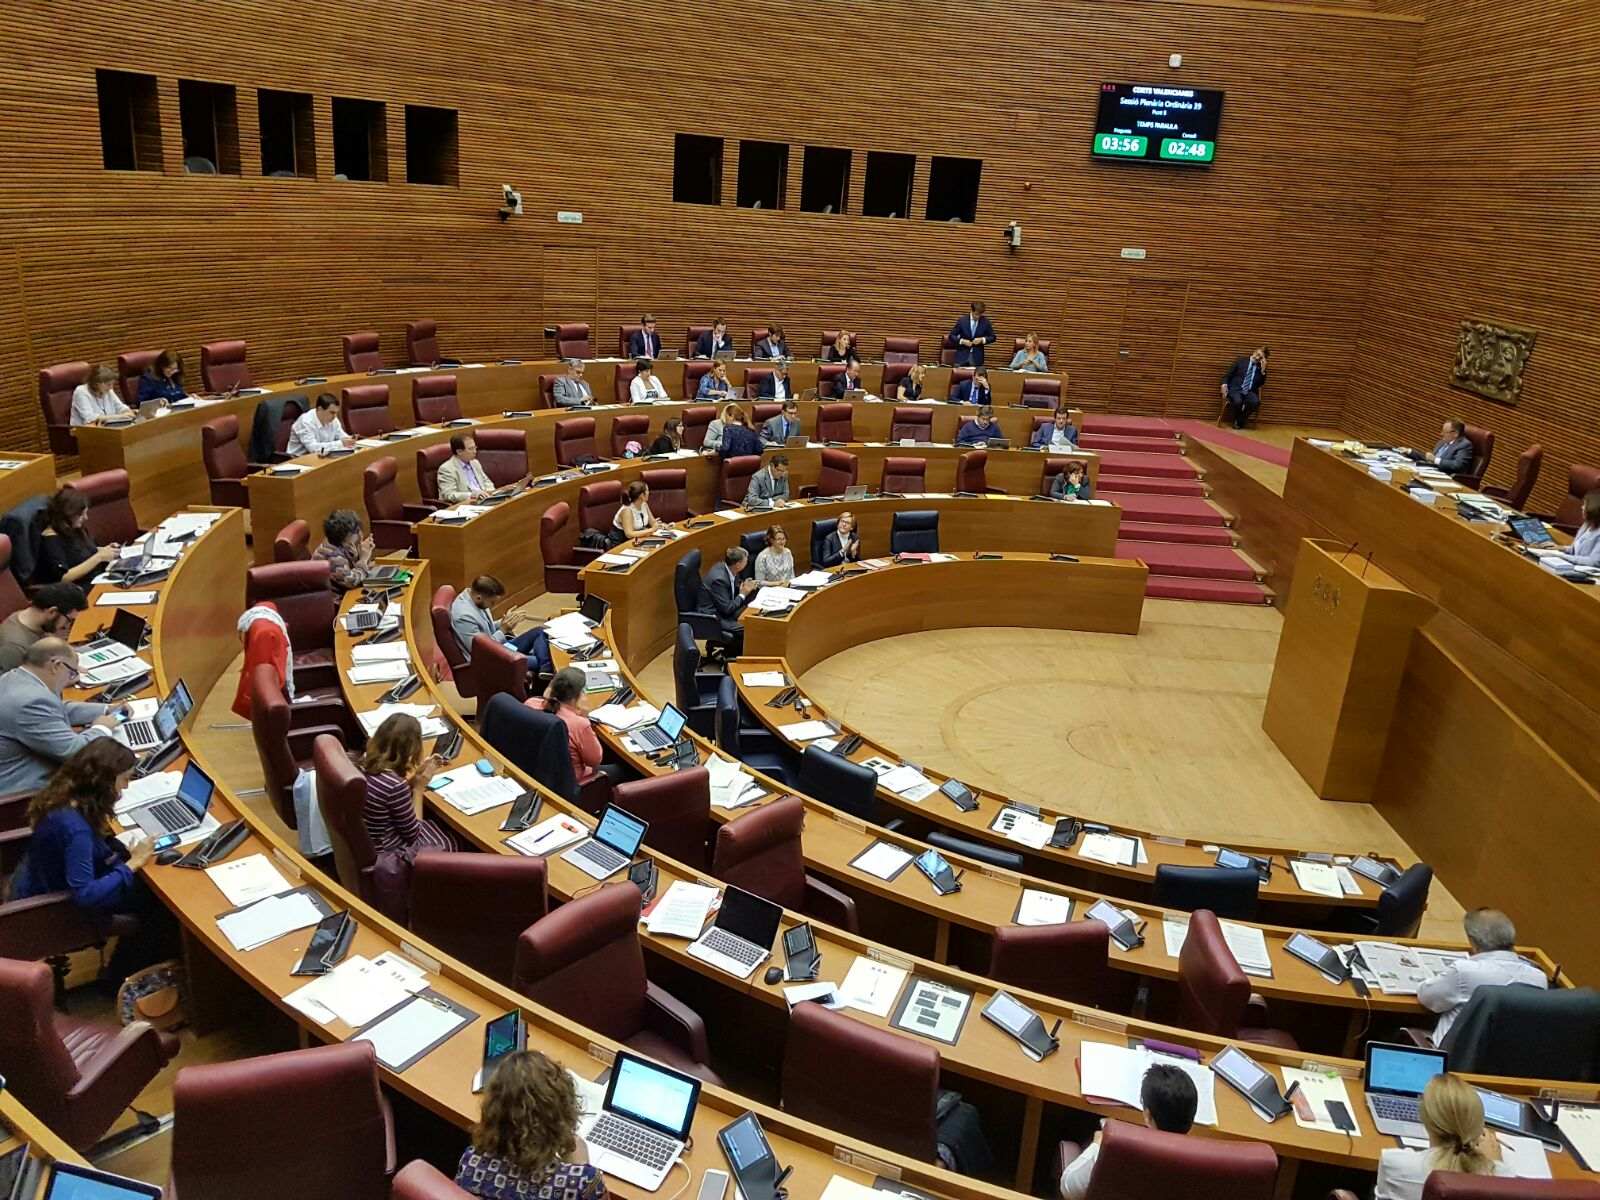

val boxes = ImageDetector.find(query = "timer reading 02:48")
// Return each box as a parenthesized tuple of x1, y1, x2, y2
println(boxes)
(1159, 138, 1215, 161)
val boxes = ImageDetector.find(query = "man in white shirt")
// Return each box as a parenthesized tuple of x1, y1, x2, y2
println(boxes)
(286, 394, 354, 456)
(629, 359, 669, 404)
(552, 359, 594, 408)
(1060, 1066, 1196, 1200)
(437, 434, 495, 503)
(1417, 909, 1547, 1046)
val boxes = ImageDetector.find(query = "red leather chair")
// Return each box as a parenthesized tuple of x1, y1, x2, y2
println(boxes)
(75, 469, 141, 543)
(642, 468, 690, 522)
(1013, 336, 1053, 364)
(808, 448, 858, 499)
(712, 795, 857, 931)
(341, 384, 396, 438)
(987, 920, 1127, 1009)
(201, 415, 261, 507)
(956, 449, 1002, 495)
(272, 397, 305, 461)
(200, 339, 252, 392)
(115, 350, 158, 408)
(939, 333, 959, 366)
(1042, 457, 1089, 493)
(890, 406, 933, 442)
(817, 364, 846, 398)
(539, 502, 599, 594)
(406, 319, 441, 366)
(1020, 377, 1062, 408)
(1483, 444, 1542, 511)
(364, 457, 430, 552)
(556, 322, 593, 359)
(612, 363, 637, 406)
(749, 402, 780, 427)
(1062, 1119, 1278, 1200)
(617, 324, 643, 358)
(882, 362, 912, 398)
(1548, 464, 1600, 533)
(685, 324, 713, 357)
(312, 732, 389, 911)
(815, 404, 853, 442)
(578, 480, 623, 533)
(410, 851, 547, 987)
(720, 455, 761, 506)
(473, 633, 530, 705)
(0, 885, 135, 984)
(613, 769, 714, 871)
(782, 1000, 938, 1161)
(513, 884, 723, 1082)
(253, 664, 352, 828)
(1420, 1175, 1600, 1200)
(416, 443, 453, 507)
(244, 560, 341, 688)
(881, 336, 920, 366)
(273, 519, 311, 562)
(37, 362, 86, 455)
(881, 456, 926, 492)
(538, 373, 563, 409)
(1456, 425, 1496, 488)
(430, 585, 479, 698)
(394, 1161, 474, 1199)
(611, 414, 651, 457)
(820, 330, 857, 358)
(1177, 909, 1298, 1049)
(742, 368, 772, 400)
(412, 374, 460, 424)
(947, 367, 975, 400)
(0, 957, 179, 1152)
(342, 330, 382, 373)
(682, 405, 715, 449)
(0, 536, 28, 622)
(683, 362, 714, 401)
(554, 417, 597, 467)
(170, 1040, 394, 1200)
(475, 429, 529, 485)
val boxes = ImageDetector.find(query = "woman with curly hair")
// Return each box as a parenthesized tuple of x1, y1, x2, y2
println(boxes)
(455, 1049, 607, 1199)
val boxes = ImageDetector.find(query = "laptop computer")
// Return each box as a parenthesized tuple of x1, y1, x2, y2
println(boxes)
(116, 678, 192, 752)
(842, 484, 869, 500)
(580, 593, 610, 625)
(1506, 515, 1555, 547)
(79, 609, 148, 666)
(128, 760, 215, 839)
(41, 1162, 161, 1200)
(366, 565, 405, 584)
(687, 885, 783, 979)
(1364, 1041, 1448, 1137)
(578, 1051, 701, 1190)
(559, 805, 648, 880)
(631, 703, 687, 752)
(346, 591, 390, 632)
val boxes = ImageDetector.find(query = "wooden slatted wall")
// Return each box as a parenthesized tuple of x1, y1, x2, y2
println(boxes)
(0, 1, 1421, 450)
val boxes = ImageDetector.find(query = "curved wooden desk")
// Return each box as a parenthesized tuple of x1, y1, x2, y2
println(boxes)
(0, 453, 56, 518)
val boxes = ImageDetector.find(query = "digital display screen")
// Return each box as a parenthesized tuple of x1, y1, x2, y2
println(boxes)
(484, 1012, 519, 1062)
(1093, 83, 1224, 166)
(985, 991, 1033, 1035)
(1214, 1046, 1270, 1090)
(720, 1114, 770, 1169)
(596, 807, 647, 856)
(1368, 1044, 1446, 1095)
(610, 1055, 698, 1138)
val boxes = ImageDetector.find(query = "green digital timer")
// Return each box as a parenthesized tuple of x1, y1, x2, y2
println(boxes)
(1159, 138, 1215, 162)
(1093, 133, 1148, 158)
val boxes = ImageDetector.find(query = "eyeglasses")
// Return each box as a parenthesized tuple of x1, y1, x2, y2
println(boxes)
(52, 659, 80, 681)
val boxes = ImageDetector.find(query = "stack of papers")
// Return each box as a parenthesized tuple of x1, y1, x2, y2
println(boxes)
(851, 841, 913, 880)
(358, 704, 448, 740)
(350, 641, 411, 663)
(506, 813, 588, 857)
(1079, 1042, 1219, 1125)
(1352, 941, 1468, 995)
(81, 656, 152, 687)
(205, 853, 293, 906)
(748, 585, 805, 612)
(992, 807, 1055, 849)
(879, 765, 937, 802)
(643, 882, 719, 938)
(1079, 832, 1145, 867)
(431, 773, 522, 815)
(740, 671, 788, 688)
(706, 755, 763, 809)
(543, 611, 601, 650)
(80, 640, 135, 669)
(594, 553, 635, 565)
(836, 957, 909, 1017)
(1290, 859, 1344, 898)
(1016, 889, 1073, 926)
(789, 571, 832, 588)
(590, 701, 657, 730)
(97, 590, 158, 607)
(777, 719, 836, 742)
(347, 660, 411, 684)
(286, 952, 429, 1027)
(217, 891, 324, 952)
(1161, 917, 1274, 977)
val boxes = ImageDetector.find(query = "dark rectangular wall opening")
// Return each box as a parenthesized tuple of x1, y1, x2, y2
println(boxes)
(863, 152, 915, 218)
(258, 89, 316, 178)
(736, 141, 789, 210)
(405, 105, 459, 186)
(96, 70, 163, 172)
(178, 80, 240, 175)
(673, 134, 723, 204)
(800, 146, 851, 214)
(925, 156, 982, 222)
(332, 97, 388, 182)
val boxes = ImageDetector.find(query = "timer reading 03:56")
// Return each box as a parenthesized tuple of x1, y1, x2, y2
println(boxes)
(1093, 133, 1148, 157)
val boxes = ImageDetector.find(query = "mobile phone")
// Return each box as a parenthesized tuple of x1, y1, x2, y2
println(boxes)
(697, 1168, 730, 1200)
(151, 833, 180, 852)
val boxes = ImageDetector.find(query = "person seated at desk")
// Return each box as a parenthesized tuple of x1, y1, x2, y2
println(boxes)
(627, 314, 662, 359)
(613, 481, 658, 542)
(817, 510, 861, 568)
(362, 713, 459, 864)
(34, 486, 118, 587)
(951, 300, 996, 368)
(1009, 332, 1048, 373)
(313, 508, 375, 592)
(897, 363, 928, 402)
(455, 1049, 607, 1200)
(1033, 407, 1080, 450)
(754, 524, 795, 584)
(526, 668, 616, 794)
(648, 418, 683, 455)
(754, 324, 789, 360)
(136, 349, 186, 406)
(629, 358, 670, 404)
(10, 739, 178, 985)
(829, 360, 864, 399)
(824, 331, 859, 365)
(0, 638, 117, 794)
(748, 455, 790, 505)
(697, 360, 736, 401)
(1051, 461, 1094, 501)
(955, 403, 1002, 445)
(1417, 908, 1547, 1046)
(704, 546, 758, 653)
(1375, 1076, 1509, 1200)
(761, 399, 803, 446)
(0, 583, 87, 672)
(721, 411, 764, 460)
(1220, 346, 1268, 429)
(950, 368, 992, 408)
(285, 392, 354, 456)
(1429, 418, 1475, 474)
(451, 574, 554, 676)
(759, 360, 794, 401)
(439, 433, 496, 503)
(1060, 1065, 1196, 1200)
(702, 403, 744, 455)
(1555, 491, 1600, 567)
(695, 318, 734, 358)
(552, 359, 594, 408)
(71, 364, 132, 426)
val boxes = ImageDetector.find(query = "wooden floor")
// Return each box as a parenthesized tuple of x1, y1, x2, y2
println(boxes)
(1194, 422, 1347, 494)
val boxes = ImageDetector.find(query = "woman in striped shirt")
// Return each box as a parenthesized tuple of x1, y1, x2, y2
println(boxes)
(361, 713, 458, 860)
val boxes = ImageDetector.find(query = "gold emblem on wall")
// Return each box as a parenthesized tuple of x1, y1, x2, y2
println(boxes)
(1311, 573, 1340, 613)
(1450, 320, 1536, 406)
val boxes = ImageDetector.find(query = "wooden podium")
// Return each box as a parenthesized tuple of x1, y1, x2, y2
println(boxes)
(1263, 539, 1436, 803)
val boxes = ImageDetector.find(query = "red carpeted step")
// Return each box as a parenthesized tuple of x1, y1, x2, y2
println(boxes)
(1120, 520, 1237, 546)
(1097, 474, 1208, 497)
(1117, 540, 1259, 581)
(1143, 575, 1274, 605)
(1093, 451, 1203, 480)
(1100, 492, 1230, 526)
(1081, 415, 1179, 438)
(1080, 433, 1186, 455)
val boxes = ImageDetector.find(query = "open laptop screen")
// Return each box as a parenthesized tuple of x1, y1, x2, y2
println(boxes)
(717, 886, 782, 950)
(107, 608, 147, 649)
(1366, 1042, 1446, 1096)
(175, 761, 215, 822)
(595, 806, 647, 858)
(656, 704, 687, 741)
(153, 679, 193, 742)
(44, 1161, 163, 1199)
(607, 1052, 700, 1140)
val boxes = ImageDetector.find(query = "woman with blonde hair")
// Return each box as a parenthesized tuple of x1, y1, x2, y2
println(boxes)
(701, 401, 745, 455)
(455, 1049, 607, 1199)
(1375, 1075, 1507, 1200)
(70, 364, 132, 425)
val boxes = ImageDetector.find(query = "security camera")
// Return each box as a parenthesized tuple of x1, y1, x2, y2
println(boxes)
(498, 184, 523, 222)
(1004, 221, 1023, 251)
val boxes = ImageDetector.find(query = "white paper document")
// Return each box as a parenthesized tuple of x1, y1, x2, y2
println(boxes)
(506, 813, 588, 858)
(789, 572, 832, 588)
(1555, 1106, 1600, 1173)
(1161, 916, 1274, 977)
(706, 755, 763, 809)
(350, 641, 412, 663)
(97, 591, 158, 607)
(359, 704, 448, 739)
(1079, 832, 1142, 867)
(837, 957, 909, 1018)
(594, 553, 634, 565)
(880, 765, 934, 797)
(1079, 1042, 1218, 1125)
(783, 982, 843, 1010)
(748, 586, 805, 612)
(992, 807, 1055, 849)
(216, 891, 324, 952)
(432, 774, 522, 816)
(205, 853, 293, 907)
(643, 882, 720, 938)
(1354, 941, 1468, 995)
(1016, 889, 1073, 926)
(740, 671, 789, 688)
(1495, 1135, 1552, 1180)
(851, 841, 914, 880)
(284, 953, 424, 1028)
(1291, 859, 1345, 898)
(347, 660, 411, 685)
(590, 702, 657, 730)
(777, 719, 836, 742)
(355, 995, 468, 1069)
(79, 641, 135, 669)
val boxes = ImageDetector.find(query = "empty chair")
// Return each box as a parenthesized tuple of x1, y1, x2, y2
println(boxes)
(939, 332, 959, 366)
(611, 362, 638, 405)
(244, 559, 340, 685)
(815, 404, 854, 442)
(200, 339, 252, 392)
(988, 921, 1126, 1008)
(881, 456, 926, 493)
(255, 667, 353, 829)
(1065, 1118, 1278, 1200)
(363, 457, 429, 552)
(642, 467, 690, 522)
(1548, 464, 1600, 533)
(1484, 444, 1543, 511)
(430, 584, 480, 699)
(73, 469, 140, 543)
(617, 324, 644, 358)
(737, 529, 767, 583)
(1176, 910, 1298, 1049)
(715, 676, 793, 784)
(611, 413, 651, 456)
(882, 336, 920, 365)
(341, 383, 396, 437)
(169, 1041, 393, 1200)
(409, 851, 548, 986)
(810, 448, 858, 499)
(273, 519, 311, 562)
(554, 417, 597, 467)
(956, 449, 1001, 495)
(342, 330, 383, 373)
(890, 406, 934, 443)
(513, 884, 722, 1081)
(1439, 985, 1600, 1082)
(578, 479, 623, 534)
(675, 549, 724, 646)
(1455, 425, 1496, 487)
(681, 404, 715, 449)
(539, 501, 599, 593)
(0, 957, 179, 1152)
(201, 415, 259, 507)
(474, 428, 529, 485)
(1371, 863, 1434, 937)
(472, 634, 531, 705)
(270, 396, 305, 461)
(1153, 865, 1260, 922)
(393, 1161, 474, 1199)
(407, 318, 441, 365)
(415, 442, 453, 507)
(1020, 376, 1062, 407)
(797, 744, 884, 824)
(37, 362, 86, 455)
(719, 455, 761, 506)
(555, 322, 593, 358)
(480, 695, 578, 804)
(674, 623, 720, 735)
(890, 510, 940, 553)
(115, 350, 158, 408)
(613, 769, 714, 871)
(411, 373, 461, 424)
(712, 795, 858, 931)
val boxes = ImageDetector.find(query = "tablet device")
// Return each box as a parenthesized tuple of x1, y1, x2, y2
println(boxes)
(717, 1112, 780, 1200)
(41, 1162, 162, 1199)
(1085, 899, 1143, 949)
(1211, 1045, 1290, 1119)
(1284, 932, 1349, 982)
(781, 922, 820, 980)
(473, 1010, 527, 1093)
(939, 778, 978, 812)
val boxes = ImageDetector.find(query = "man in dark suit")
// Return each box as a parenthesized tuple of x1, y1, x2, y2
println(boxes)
(1220, 346, 1269, 429)
(627, 314, 662, 359)
(829, 360, 863, 398)
(1430, 419, 1476, 474)
(757, 361, 792, 400)
(694, 319, 735, 358)
(949, 368, 992, 407)
(949, 301, 996, 367)
(702, 547, 756, 651)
